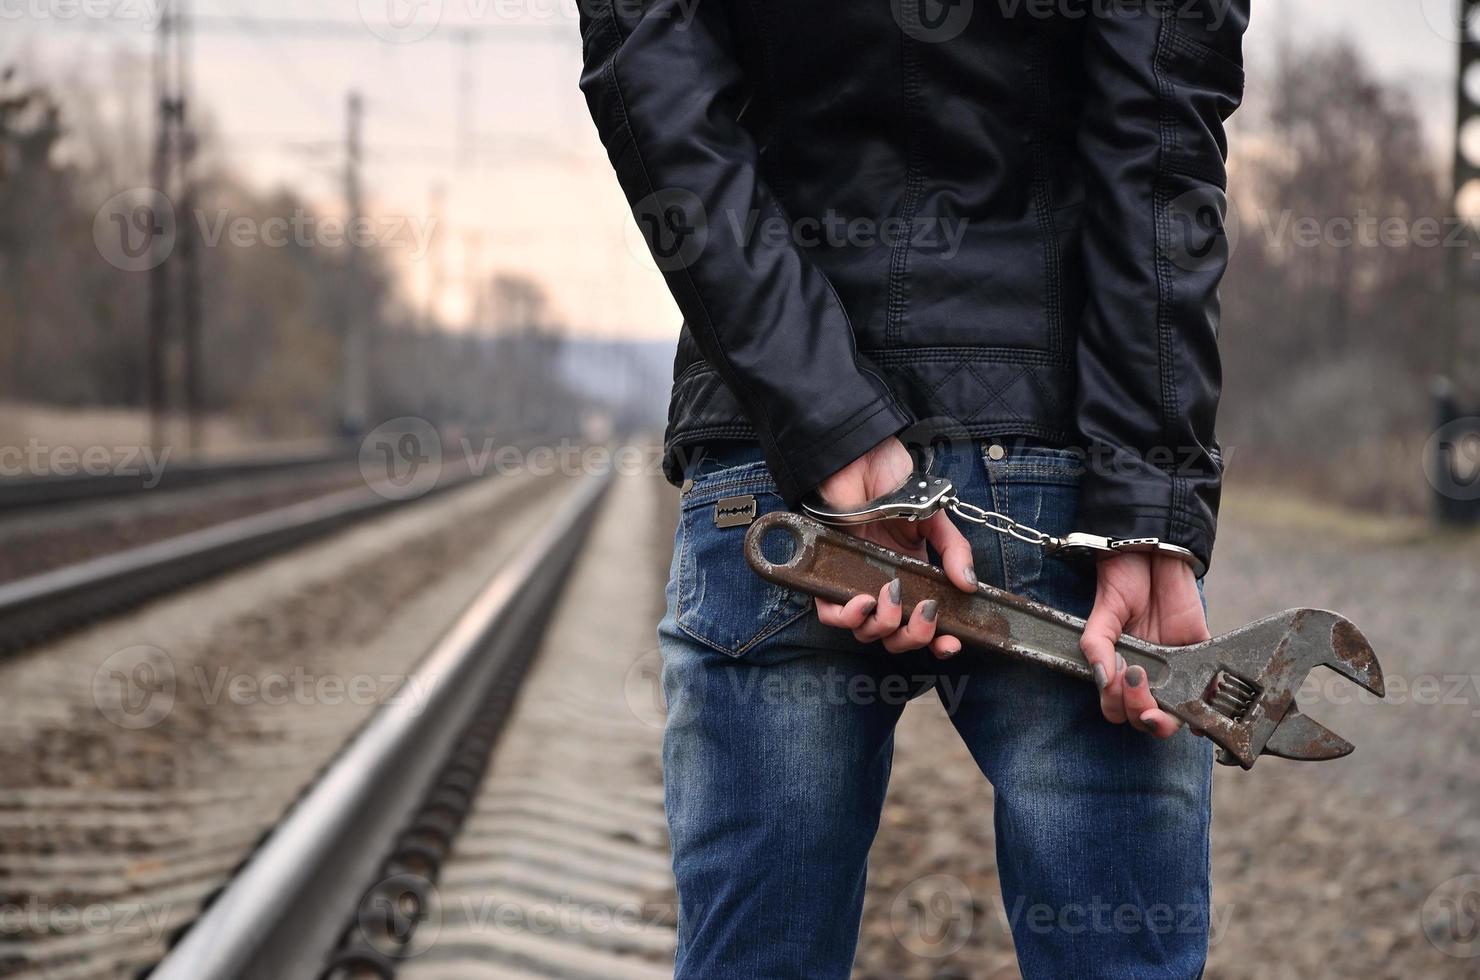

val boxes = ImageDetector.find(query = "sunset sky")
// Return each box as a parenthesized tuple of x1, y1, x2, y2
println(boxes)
(2, 0, 1467, 340)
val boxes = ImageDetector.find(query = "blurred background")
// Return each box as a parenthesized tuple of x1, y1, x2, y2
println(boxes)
(1, 1, 1479, 978)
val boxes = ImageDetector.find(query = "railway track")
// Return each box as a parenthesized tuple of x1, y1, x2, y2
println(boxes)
(0, 434, 556, 652)
(0, 442, 358, 512)
(0, 466, 649, 979)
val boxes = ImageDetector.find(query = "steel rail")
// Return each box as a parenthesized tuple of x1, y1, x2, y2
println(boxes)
(0, 465, 481, 651)
(0, 442, 358, 511)
(148, 471, 611, 980)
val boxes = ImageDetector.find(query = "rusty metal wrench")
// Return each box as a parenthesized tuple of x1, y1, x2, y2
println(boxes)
(744, 511, 1386, 769)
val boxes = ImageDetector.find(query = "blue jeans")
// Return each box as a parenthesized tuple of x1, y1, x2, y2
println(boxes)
(658, 440, 1213, 980)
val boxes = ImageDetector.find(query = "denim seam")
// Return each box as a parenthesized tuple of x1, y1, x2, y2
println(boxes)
(984, 450, 1014, 590)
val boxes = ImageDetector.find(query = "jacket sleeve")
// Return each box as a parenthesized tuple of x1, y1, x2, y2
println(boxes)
(578, 0, 911, 505)
(1072, 0, 1249, 571)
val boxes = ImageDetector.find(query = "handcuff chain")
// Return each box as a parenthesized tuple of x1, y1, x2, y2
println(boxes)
(944, 496, 1055, 548)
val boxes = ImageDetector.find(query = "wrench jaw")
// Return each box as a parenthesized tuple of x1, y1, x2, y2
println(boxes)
(1164, 610, 1385, 768)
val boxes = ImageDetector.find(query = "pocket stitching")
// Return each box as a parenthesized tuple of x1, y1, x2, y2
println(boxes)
(674, 503, 808, 659)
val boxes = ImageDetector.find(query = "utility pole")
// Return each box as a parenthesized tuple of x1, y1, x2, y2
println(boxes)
(422, 182, 446, 331)
(339, 91, 369, 437)
(1433, 0, 1480, 524)
(176, 0, 204, 452)
(147, 0, 176, 454)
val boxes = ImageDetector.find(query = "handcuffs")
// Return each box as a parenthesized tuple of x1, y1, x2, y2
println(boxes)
(801, 448, 1206, 578)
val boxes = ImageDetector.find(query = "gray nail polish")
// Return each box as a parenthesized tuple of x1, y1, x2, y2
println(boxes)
(1126, 666, 1144, 688)
(862, 600, 878, 618)
(963, 565, 977, 589)
(919, 599, 938, 622)
(888, 578, 901, 604)
(1093, 663, 1109, 689)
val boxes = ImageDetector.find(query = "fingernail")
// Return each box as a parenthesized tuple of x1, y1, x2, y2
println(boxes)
(1139, 710, 1159, 725)
(1116, 653, 1126, 674)
(919, 599, 938, 622)
(939, 639, 962, 659)
(1093, 663, 1109, 689)
(963, 565, 977, 589)
(861, 600, 878, 618)
(888, 579, 901, 605)
(1126, 665, 1144, 688)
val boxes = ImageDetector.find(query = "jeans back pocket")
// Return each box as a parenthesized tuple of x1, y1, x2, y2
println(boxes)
(674, 462, 811, 658)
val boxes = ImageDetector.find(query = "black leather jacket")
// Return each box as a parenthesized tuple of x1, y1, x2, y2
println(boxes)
(579, 0, 1248, 568)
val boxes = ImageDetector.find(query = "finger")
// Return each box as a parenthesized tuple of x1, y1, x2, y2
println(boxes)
(1136, 708, 1184, 739)
(931, 634, 962, 660)
(882, 598, 939, 654)
(1080, 603, 1129, 725)
(815, 594, 878, 630)
(853, 578, 903, 643)
(919, 512, 977, 593)
(1122, 664, 1165, 734)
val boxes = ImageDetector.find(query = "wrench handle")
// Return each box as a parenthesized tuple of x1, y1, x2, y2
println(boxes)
(745, 512, 1175, 687)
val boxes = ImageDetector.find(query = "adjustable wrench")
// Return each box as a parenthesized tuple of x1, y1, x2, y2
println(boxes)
(744, 511, 1386, 769)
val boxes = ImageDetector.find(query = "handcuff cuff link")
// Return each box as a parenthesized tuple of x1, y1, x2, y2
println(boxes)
(801, 448, 1206, 577)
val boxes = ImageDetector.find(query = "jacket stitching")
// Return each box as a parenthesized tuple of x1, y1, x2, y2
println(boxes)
(962, 363, 1030, 424)
(1025, 34, 1064, 355)
(886, 32, 926, 347)
(1152, 14, 1189, 534)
